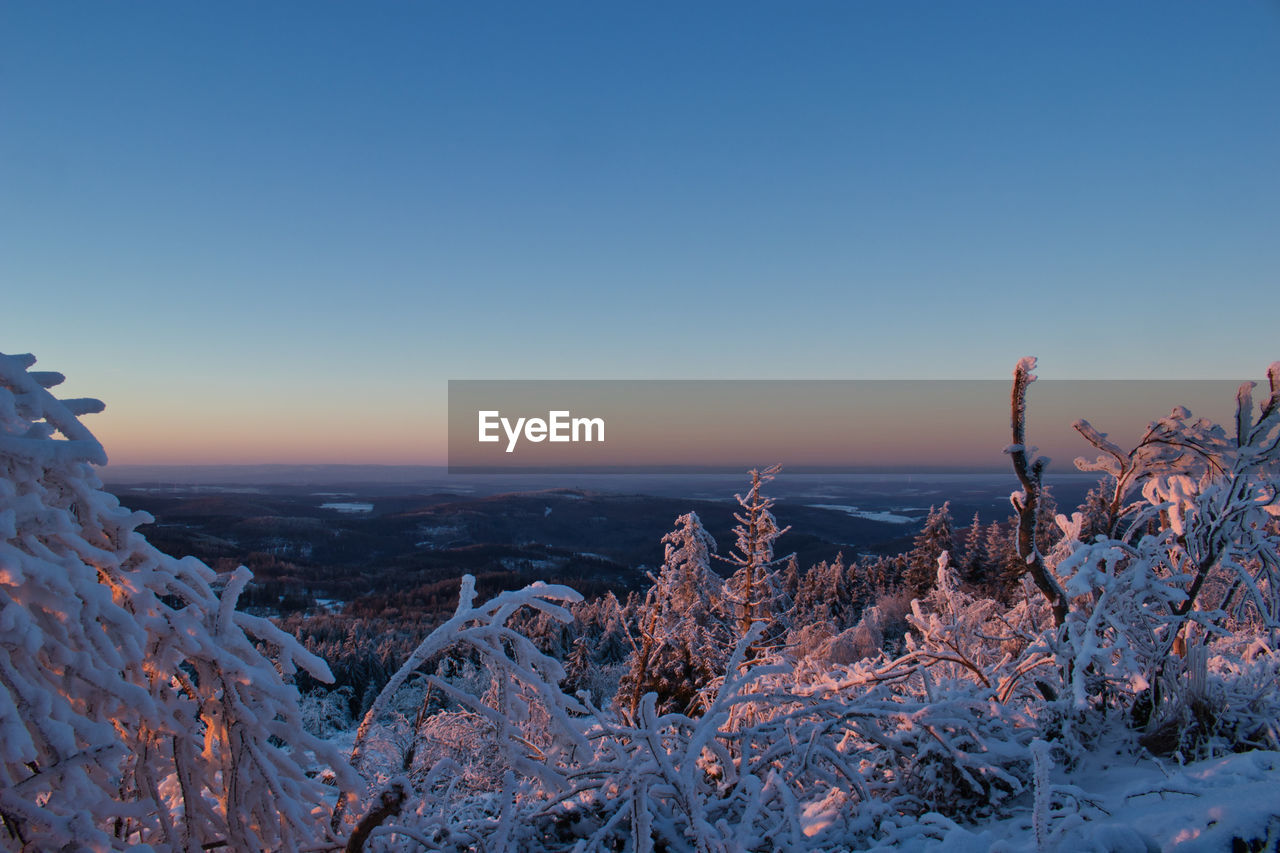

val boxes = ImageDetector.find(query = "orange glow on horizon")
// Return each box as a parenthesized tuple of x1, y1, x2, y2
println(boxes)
(85, 399, 448, 466)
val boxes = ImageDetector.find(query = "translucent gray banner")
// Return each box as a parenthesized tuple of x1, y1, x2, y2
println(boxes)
(447, 379, 1246, 474)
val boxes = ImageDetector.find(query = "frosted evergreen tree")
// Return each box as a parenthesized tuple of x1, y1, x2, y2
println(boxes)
(722, 464, 791, 646)
(564, 636, 595, 693)
(595, 591, 632, 665)
(982, 518, 1022, 599)
(960, 511, 987, 585)
(861, 552, 908, 598)
(1035, 485, 1061, 556)
(620, 512, 731, 716)
(992, 489, 1062, 598)
(780, 553, 802, 602)
(905, 502, 955, 596)
(1077, 476, 1116, 542)
(793, 553, 859, 628)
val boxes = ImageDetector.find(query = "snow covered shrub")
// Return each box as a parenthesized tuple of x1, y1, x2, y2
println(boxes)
(785, 619, 840, 662)
(556, 629, 891, 852)
(905, 553, 1053, 702)
(1052, 523, 1190, 712)
(354, 590, 935, 850)
(786, 608, 883, 666)
(0, 352, 356, 851)
(336, 575, 591, 841)
(412, 707, 505, 788)
(1006, 360, 1280, 728)
(869, 588, 915, 652)
(881, 686, 1034, 819)
(302, 685, 356, 738)
(808, 557, 1047, 820)
(1137, 638, 1280, 760)
(1070, 364, 1280, 636)
(739, 654, 1035, 831)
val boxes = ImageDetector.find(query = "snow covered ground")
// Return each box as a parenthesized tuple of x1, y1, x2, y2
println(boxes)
(881, 748, 1280, 852)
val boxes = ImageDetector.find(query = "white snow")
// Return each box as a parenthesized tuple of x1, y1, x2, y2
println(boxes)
(898, 748, 1280, 852)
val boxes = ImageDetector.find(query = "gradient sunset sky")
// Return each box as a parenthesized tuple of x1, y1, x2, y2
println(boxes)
(2, 3, 1277, 465)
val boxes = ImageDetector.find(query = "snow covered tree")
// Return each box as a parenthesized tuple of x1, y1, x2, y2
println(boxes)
(561, 593, 630, 700)
(960, 511, 986, 585)
(1076, 477, 1115, 543)
(792, 553, 859, 629)
(779, 552, 802, 601)
(1036, 485, 1061, 544)
(992, 490, 1062, 599)
(0, 352, 356, 851)
(721, 464, 791, 647)
(982, 518, 1023, 600)
(619, 512, 731, 716)
(905, 502, 955, 596)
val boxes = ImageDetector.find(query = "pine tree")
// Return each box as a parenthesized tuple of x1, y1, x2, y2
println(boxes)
(596, 592, 632, 665)
(780, 553, 802, 602)
(722, 465, 791, 646)
(905, 502, 955, 596)
(620, 512, 731, 716)
(1077, 476, 1115, 542)
(1035, 484, 1061, 556)
(989, 488, 1061, 599)
(984, 519, 1021, 599)
(793, 553, 859, 628)
(861, 553, 907, 599)
(960, 511, 986, 585)
(793, 557, 832, 625)
(564, 636, 595, 694)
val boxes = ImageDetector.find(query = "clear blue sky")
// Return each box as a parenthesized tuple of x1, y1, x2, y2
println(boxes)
(1, 2, 1277, 463)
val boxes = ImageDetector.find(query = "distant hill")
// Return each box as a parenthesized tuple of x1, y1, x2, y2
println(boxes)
(115, 485, 915, 615)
